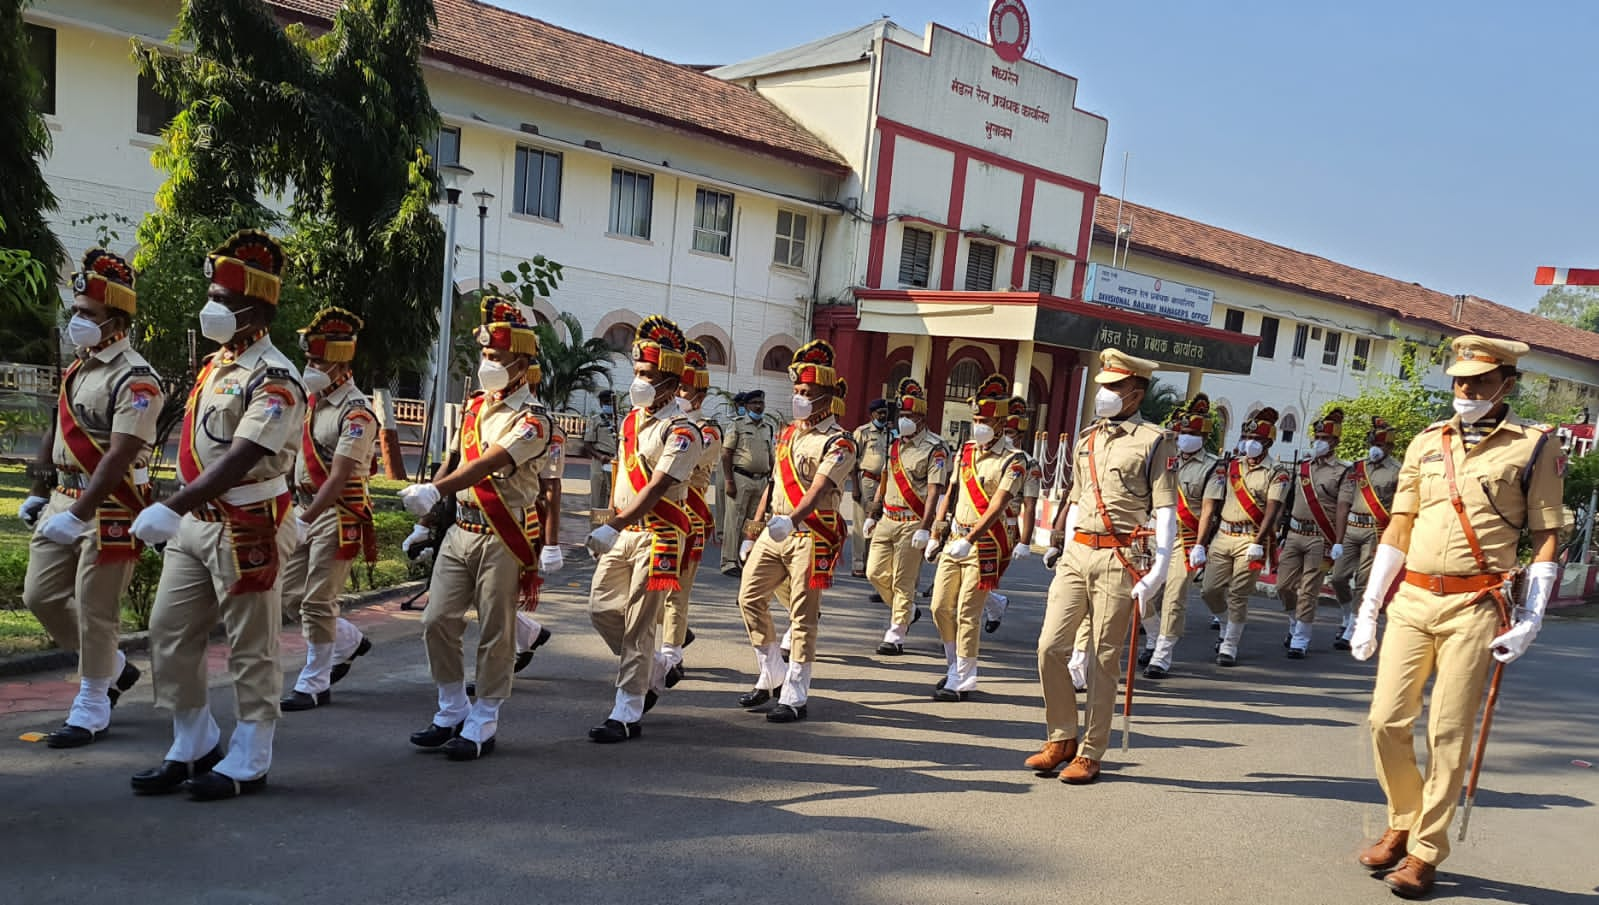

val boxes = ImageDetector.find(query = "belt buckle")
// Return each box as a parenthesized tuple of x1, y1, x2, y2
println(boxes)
(1426, 574, 1448, 594)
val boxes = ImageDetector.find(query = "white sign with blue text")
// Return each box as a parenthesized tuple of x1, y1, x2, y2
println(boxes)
(1083, 264, 1215, 326)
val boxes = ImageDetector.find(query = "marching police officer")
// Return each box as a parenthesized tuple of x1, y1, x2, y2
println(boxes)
(1328, 416, 1399, 649)
(864, 378, 949, 654)
(22, 250, 161, 748)
(130, 230, 305, 800)
(1138, 393, 1218, 678)
(1276, 409, 1349, 658)
(1350, 336, 1563, 898)
(850, 397, 893, 578)
(659, 340, 722, 679)
(582, 388, 618, 526)
(720, 389, 774, 576)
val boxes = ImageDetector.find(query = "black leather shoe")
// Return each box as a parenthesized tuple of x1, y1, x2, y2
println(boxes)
(1209, 618, 1221, 631)
(869, 592, 884, 603)
(920, 587, 932, 598)
(107, 661, 141, 707)
(1286, 648, 1307, 660)
(984, 619, 1001, 634)
(767, 703, 807, 723)
(936, 677, 948, 690)
(588, 719, 641, 743)
(683, 628, 696, 648)
(664, 663, 685, 688)
(280, 690, 330, 711)
(131, 745, 223, 795)
(465, 682, 476, 698)
(443, 736, 495, 761)
(46, 723, 104, 749)
(876, 641, 904, 655)
(329, 636, 372, 685)
(780, 647, 790, 663)
(1143, 664, 1169, 680)
(644, 690, 659, 713)
(1333, 637, 1352, 651)
(933, 687, 968, 702)
(1137, 648, 1154, 666)
(1216, 652, 1237, 667)
(514, 627, 553, 674)
(912, 606, 923, 625)
(410, 722, 464, 749)
(720, 565, 741, 578)
(738, 688, 772, 708)
(1283, 635, 1292, 649)
(185, 771, 267, 801)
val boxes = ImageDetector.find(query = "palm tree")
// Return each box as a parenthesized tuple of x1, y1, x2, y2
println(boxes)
(1138, 377, 1183, 425)
(534, 311, 617, 412)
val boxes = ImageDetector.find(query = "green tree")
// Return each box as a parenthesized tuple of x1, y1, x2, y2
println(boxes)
(1138, 377, 1182, 425)
(0, 4, 66, 364)
(1330, 341, 1452, 461)
(533, 312, 619, 413)
(1532, 285, 1599, 328)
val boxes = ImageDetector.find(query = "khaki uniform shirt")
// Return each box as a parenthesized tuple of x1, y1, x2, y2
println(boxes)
(723, 415, 775, 474)
(1204, 454, 1292, 525)
(454, 385, 561, 511)
(687, 412, 722, 494)
(294, 378, 376, 491)
(1174, 451, 1219, 513)
(53, 336, 163, 471)
(882, 429, 951, 512)
(583, 411, 618, 459)
(771, 416, 855, 516)
(1068, 416, 1178, 534)
(1392, 415, 1565, 576)
(853, 421, 892, 480)
(191, 336, 304, 481)
(1339, 454, 1401, 516)
(613, 407, 699, 511)
(948, 439, 1027, 528)
(1289, 456, 1349, 523)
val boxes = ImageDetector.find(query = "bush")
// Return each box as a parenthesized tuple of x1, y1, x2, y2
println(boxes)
(0, 548, 28, 610)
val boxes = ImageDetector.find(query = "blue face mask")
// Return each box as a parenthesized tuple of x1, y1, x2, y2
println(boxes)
(599, 404, 614, 416)
(737, 406, 747, 417)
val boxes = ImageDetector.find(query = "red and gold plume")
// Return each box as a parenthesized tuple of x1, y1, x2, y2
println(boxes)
(1369, 415, 1393, 446)
(832, 377, 848, 418)
(683, 339, 710, 390)
(969, 373, 1011, 419)
(1170, 392, 1212, 434)
(1243, 406, 1279, 443)
(71, 249, 137, 315)
(1006, 395, 1030, 432)
(1314, 407, 1345, 439)
(632, 315, 686, 376)
(298, 306, 364, 363)
(205, 229, 284, 305)
(788, 339, 836, 386)
(897, 377, 926, 416)
(475, 293, 541, 385)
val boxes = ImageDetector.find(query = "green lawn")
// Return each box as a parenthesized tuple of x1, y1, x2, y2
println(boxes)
(0, 463, 424, 656)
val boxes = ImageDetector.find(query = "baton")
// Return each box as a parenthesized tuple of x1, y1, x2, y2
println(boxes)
(1123, 589, 1140, 752)
(1457, 658, 1505, 841)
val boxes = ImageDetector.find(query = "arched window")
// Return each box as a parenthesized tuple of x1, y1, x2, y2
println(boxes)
(531, 309, 551, 328)
(886, 361, 912, 398)
(761, 345, 794, 373)
(945, 359, 983, 400)
(1280, 412, 1298, 445)
(696, 335, 727, 366)
(602, 323, 634, 352)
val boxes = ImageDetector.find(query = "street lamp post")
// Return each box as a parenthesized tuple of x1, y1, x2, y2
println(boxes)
(429, 163, 474, 472)
(473, 188, 494, 288)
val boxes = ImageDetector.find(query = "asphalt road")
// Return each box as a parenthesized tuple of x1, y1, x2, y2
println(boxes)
(2, 556, 1596, 905)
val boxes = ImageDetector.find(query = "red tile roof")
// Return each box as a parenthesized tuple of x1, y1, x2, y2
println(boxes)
(1094, 196, 1599, 368)
(269, 0, 848, 173)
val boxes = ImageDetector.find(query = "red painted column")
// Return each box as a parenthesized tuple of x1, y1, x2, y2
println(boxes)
(998, 341, 1017, 387)
(939, 154, 969, 290)
(1047, 348, 1074, 444)
(1011, 175, 1037, 290)
(1063, 352, 1086, 445)
(864, 130, 897, 289)
(925, 335, 952, 431)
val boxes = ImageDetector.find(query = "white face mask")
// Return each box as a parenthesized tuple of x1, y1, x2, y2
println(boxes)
(1243, 439, 1265, 459)
(1176, 433, 1204, 454)
(301, 365, 332, 395)
(629, 376, 658, 409)
(66, 315, 103, 349)
(1093, 386, 1125, 419)
(897, 416, 918, 435)
(1453, 395, 1496, 422)
(1312, 439, 1332, 459)
(970, 422, 995, 444)
(1368, 446, 1386, 462)
(677, 395, 699, 415)
(199, 300, 237, 344)
(477, 359, 511, 392)
(791, 393, 813, 420)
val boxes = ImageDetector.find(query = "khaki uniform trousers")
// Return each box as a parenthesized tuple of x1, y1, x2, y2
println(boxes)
(720, 472, 766, 569)
(149, 513, 297, 723)
(421, 526, 523, 701)
(1369, 581, 1500, 866)
(1037, 541, 1137, 757)
(589, 529, 677, 700)
(738, 530, 824, 663)
(1329, 524, 1380, 607)
(1200, 530, 1258, 623)
(589, 462, 612, 523)
(849, 475, 881, 573)
(660, 554, 700, 649)
(1157, 559, 1200, 639)
(1276, 530, 1330, 625)
(928, 548, 994, 659)
(280, 506, 357, 646)
(866, 516, 922, 628)
(23, 490, 137, 680)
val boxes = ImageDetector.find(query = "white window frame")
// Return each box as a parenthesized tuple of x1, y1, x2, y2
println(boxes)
(693, 188, 734, 257)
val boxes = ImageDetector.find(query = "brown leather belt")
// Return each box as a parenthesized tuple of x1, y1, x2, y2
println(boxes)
(1074, 530, 1132, 549)
(884, 504, 921, 522)
(1219, 520, 1255, 536)
(1288, 516, 1322, 535)
(1346, 513, 1380, 528)
(455, 502, 496, 535)
(860, 470, 882, 482)
(1401, 570, 1512, 596)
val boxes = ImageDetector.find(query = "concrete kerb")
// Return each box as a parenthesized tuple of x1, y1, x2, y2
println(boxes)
(0, 579, 427, 679)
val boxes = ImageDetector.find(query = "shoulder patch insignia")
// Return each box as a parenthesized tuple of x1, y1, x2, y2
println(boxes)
(670, 426, 697, 453)
(1167, 456, 1178, 472)
(128, 365, 154, 376)
(518, 414, 546, 441)
(264, 367, 294, 381)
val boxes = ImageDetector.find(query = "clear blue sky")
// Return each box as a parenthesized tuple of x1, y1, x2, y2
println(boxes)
(500, 0, 1599, 312)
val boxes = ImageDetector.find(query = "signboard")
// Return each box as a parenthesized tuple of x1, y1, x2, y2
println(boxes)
(1034, 307, 1255, 375)
(988, 0, 1031, 63)
(1082, 263, 1215, 326)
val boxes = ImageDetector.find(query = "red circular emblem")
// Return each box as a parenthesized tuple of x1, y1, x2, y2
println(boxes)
(249, 549, 266, 565)
(988, 0, 1031, 63)
(108, 525, 124, 538)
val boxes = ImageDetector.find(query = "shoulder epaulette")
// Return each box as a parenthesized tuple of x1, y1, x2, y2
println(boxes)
(264, 367, 294, 381)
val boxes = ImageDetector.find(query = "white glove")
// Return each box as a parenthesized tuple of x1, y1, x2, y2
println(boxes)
(862, 517, 877, 538)
(1011, 543, 1032, 560)
(399, 483, 441, 517)
(766, 515, 794, 543)
(39, 511, 92, 545)
(131, 502, 182, 545)
(1188, 544, 1208, 569)
(1491, 621, 1536, 664)
(1350, 617, 1379, 661)
(540, 544, 565, 573)
(1329, 543, 1344, 561)
(1246, 543, 1265, 562)
(1042, 547, 1062, 569)
(946, 538, 973, 560)
(586, 523, 620, 558)
(910, 528, 931, 550)
(601, 463, 613, 473)
(401, 523, 430, 554)
(924, 539, 943, 562)
(293, 517, 313, 545)
(1493, 561, 1559, 663)
(1131, 576, 1159, 619)
(738, 538, 754, 562)
(1351, 544, 1407, 661)
(18, 495, 48, 527)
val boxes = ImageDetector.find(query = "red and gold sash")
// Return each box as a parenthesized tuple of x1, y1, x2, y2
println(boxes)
(1352, 460, 1391, 529)
(300, 394, 378, 563)
(461, 395, 545, 609)
(55, 359, 151, 563)
(775, 423, 843, 589)
(888, 438, 926, 518)
(959, 442, 1015, 590)
(178, 357, 291, 592)
(683, 420, 721, 562)
(1175, 480, 1200, 572)
(619, 408, 695, 590)
(1227, 458, 1267, 526)
(1297, 460, 1339, 551)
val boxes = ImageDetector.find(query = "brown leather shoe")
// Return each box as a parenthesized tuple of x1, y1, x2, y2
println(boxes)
(1358, 828, 1410, 869)
(1059, 756, 1101, 785)
(1023, 739, 1077, 772)
(1384, 855, 1436, 899)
